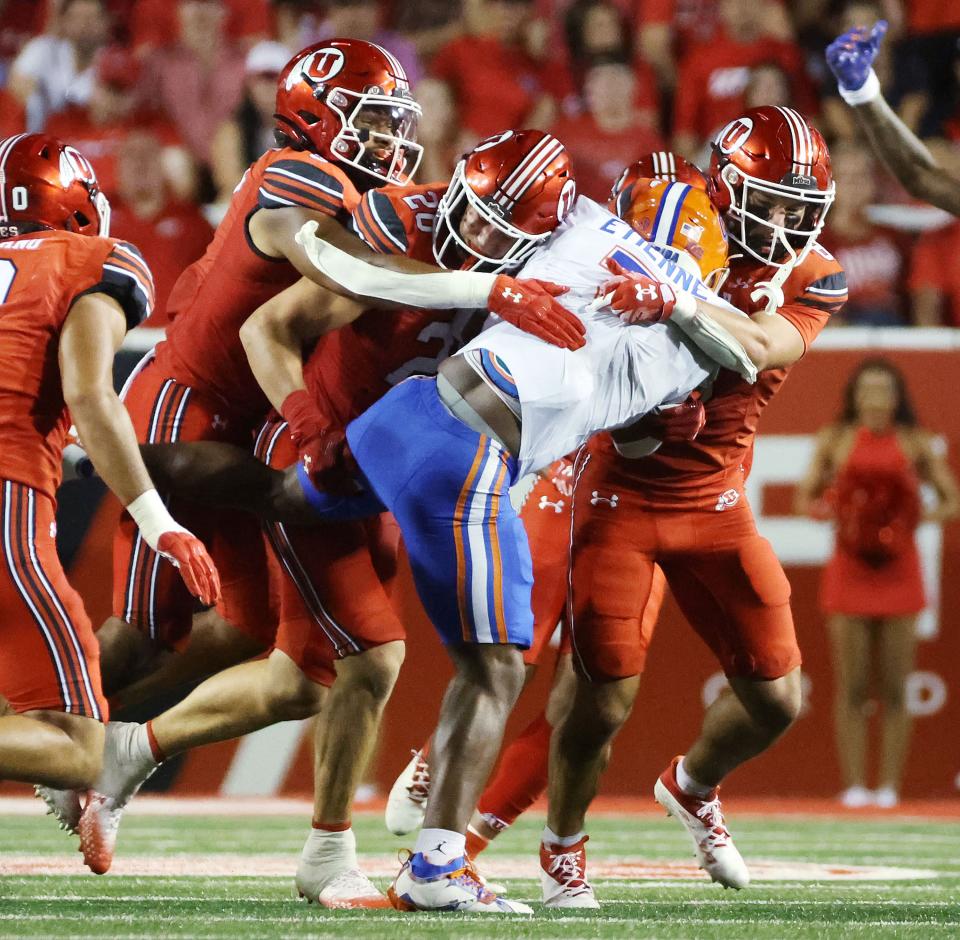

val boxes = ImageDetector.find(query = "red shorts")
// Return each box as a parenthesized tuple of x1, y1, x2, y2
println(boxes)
(0, 482, 107, 719)
(569, 447, 799, 682)
(520, 461, 576, 667)
(111, 354, 273, 650)
(256, 418, 405, 687)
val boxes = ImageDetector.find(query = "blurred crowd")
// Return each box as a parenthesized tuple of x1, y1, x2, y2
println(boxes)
(3, 0, 960, 327)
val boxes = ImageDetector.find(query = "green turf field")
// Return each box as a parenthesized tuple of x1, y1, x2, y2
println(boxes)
(2, 805, 959, 938)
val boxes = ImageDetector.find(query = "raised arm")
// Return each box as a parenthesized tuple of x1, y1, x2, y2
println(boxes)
(826, 21, 960, 216)
(60, 293, 220, 605)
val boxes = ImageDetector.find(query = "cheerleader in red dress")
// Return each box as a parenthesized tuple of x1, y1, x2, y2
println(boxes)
(796, 359, 959, 808)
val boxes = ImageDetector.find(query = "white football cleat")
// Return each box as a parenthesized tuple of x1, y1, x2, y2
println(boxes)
(34, 785, 81, 835)
(298, 867, 391, 909)
(388, 853, 532, 914)
(654, 755, 750, 890)
(385, 748, 430, 836)
(77, 721, 159, 874)
(540, 836, 600, 909)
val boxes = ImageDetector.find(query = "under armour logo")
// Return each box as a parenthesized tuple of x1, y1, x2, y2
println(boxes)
(715, 488, 740, 511)
(590, 490, 619, 508)
(212, 414, 228, 431)
(635, 283, 658, 302)
(501, 287, 523, 303)
(538, 495, 564, 513)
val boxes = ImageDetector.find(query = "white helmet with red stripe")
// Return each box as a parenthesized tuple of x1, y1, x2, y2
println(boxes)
(708, 106, 834, 270)
(432, 129, 576, 273)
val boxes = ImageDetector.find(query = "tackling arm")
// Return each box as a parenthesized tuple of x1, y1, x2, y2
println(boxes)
(59, 293, 219, 604)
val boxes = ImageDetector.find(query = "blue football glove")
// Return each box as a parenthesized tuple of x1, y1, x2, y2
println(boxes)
(826, 20, 888, 92)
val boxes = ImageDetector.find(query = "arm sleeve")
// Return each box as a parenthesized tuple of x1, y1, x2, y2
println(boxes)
(778, 269, 848, 351)
(75, 241, 155, 329)
(351, 189, 411, 256)
(257, 158, 348, 216)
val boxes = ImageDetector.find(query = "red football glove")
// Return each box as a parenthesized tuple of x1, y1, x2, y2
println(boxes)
(633, 393, 706, 443)
(488, 275, 585, 350)
(281, 390, 357, 494)
(597, 258, 677, 325)
(156, 531, 221, 606)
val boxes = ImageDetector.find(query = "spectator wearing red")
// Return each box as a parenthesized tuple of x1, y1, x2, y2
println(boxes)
(210, 40, 290, 205)
(130, 0, 270, 53)
(550, 57, 664, 201)
(414, 77, 462, 183)
(431, 0, 575, 141)
(636, 0, 790, 93)
(110, 130, 214, 327)
(671, 0, 810, 157)
(820, 144, 909, 326)
(0, 0, 47, 80)
(564, 0, 660, 127)
(795, 359, 959, 808)
(143, 0, 247, 167)
(47, 45, 197, 202)
(9, 0, 110, 131)
(321, 0, 422, 87)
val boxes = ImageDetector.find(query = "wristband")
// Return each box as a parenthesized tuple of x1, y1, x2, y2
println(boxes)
(296, 222, 496, 309)
(281, 389, 325, 445)
(668, 290, 699, 324)
(839, 68, 880, 106)
(127, 488, 184, 552)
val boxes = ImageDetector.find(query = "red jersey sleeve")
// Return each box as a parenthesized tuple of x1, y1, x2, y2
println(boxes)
(257, 155, 356, 217)
(77, 241, 156, 329)
(777, 248, 847, 352)
(351, 183, 445, 261)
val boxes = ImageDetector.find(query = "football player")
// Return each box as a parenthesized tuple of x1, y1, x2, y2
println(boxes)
(827, 21, 960, 216)
(0, 135, 217, 803)
(76, 38, 582, 878)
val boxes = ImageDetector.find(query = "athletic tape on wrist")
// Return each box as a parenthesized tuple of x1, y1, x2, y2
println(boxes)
(839, 69, 880, 106)
(127, 489, 185, 552)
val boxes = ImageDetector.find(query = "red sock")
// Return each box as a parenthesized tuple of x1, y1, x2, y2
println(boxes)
(312, 819, 352, 831)
(145, 721, 167, 764)
(476, 711, 552, 836)
(465, 827, 489, 859)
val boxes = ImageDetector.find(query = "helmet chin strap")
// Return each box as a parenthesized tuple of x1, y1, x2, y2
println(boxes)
(749, 225, 814, 315)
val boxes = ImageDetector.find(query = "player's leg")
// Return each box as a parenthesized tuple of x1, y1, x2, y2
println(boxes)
(0, 482, 109, 830)
(347, 377, 534, 913)
(542, 470, 664, 908)
(654, 515, 800, 889)
(874, 614, 918, 807)
(388, 462, 575, 842)
(826, 613, 872, 803)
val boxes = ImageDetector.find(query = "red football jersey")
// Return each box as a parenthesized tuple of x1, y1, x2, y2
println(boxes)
(303, 182, 483, 426)
(603, 243, 848, 511)
(0, 230, 154, 500)
(155, 148, 360, 422)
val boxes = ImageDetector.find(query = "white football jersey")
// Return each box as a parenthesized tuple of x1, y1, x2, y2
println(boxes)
(459, 196, 735, 476)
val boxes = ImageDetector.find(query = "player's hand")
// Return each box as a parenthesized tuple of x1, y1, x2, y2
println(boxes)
(633, 393, 706, 443)
(598, 258, 678, 324)
(156, 531, 221, 606)
(826, 20, 887, 92)
(281, 389, 359, 495)
(488, 275, 585, 350)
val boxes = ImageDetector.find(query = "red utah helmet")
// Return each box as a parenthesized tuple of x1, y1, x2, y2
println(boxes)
(708, 106, 834, 268)
(609, 151, 707, 215)
(0, 133, 110, 237)
(433, 129, 577, 273)
(275, 38, 422, 186)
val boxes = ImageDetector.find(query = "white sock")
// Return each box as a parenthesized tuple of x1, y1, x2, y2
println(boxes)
(302, 826, 358, 869)
(542, 826, 585, 848)
(415, 828, 466, 865)
(126, 723, 160, 771)
(676, 756, 714, 799)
